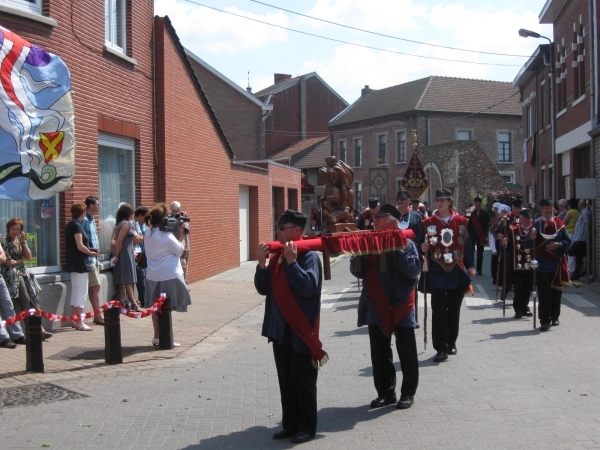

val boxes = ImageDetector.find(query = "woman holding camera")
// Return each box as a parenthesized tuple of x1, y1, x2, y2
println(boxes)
(144, 203, 191, 346)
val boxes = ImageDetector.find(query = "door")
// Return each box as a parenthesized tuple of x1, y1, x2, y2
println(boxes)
(239, 185, 250, 263)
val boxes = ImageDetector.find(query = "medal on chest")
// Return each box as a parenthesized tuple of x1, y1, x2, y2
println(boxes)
(426, 220, 466, 271)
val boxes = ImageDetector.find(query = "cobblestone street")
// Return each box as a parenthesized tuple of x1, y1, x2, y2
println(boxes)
(1, 254, 600, 449)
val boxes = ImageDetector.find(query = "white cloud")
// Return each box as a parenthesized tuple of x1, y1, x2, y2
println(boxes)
(301, 0, 427, 32)
(154, 0, 290, 54)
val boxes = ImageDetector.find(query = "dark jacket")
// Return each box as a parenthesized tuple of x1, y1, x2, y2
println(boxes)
(255, 251, 322, 354)
(399, 209, 424, 244)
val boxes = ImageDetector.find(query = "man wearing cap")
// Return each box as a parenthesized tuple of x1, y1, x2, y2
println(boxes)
(357, 198, 380, 230)
(419, 188, 475, 362)
(350, 204, 420, 410)
(467, 197, 491, 276)
(255, 210, 324, 444)
(525, 199, 570, 331)
(501, 209, 534, 318)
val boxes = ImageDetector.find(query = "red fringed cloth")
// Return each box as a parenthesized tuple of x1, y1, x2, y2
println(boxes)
(265, 229, 415, 257)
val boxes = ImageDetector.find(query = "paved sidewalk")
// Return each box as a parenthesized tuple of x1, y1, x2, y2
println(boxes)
(1, 254, 600, 449)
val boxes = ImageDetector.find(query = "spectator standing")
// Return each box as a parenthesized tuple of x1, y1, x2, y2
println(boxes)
(0, 245, 25, 347)
(568, 199, 591, 280)
(170, 201, 190, 282)
(467, 197, 491, 275)
(133, 207, 148, 307)
(563, 198, 580, 274)
(557, 199, 568, 221)
(82, 196, 104, 325)
(113, 204, 142, 312)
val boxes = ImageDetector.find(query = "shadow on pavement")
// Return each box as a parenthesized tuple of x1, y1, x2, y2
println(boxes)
(185, 406, 395, 449)
(332, 327, 368, 337)
(471, 316, 516, 325)
(485, 329, 539, 340)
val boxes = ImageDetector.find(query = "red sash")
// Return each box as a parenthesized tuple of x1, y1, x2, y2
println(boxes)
(533, 218, 570, 290)
(365, 254, 415, 337)
(470, 209, 486, 244)
(268, 252, 328, 368)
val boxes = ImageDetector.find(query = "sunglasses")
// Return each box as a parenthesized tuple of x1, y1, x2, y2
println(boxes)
(277, 225, 298, 231)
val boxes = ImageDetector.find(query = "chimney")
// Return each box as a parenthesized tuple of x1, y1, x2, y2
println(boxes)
(274, 73, 292, 84)
(361, 85, 372, 96)
(246, 85, 252, 93)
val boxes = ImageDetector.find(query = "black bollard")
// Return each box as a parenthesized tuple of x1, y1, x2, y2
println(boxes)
(158, 296, 174, 349)
(25, 315, 44, 373)
(104, 306, 123, 364)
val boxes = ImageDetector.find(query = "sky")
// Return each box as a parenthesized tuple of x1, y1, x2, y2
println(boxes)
(154, 0, 553, 104)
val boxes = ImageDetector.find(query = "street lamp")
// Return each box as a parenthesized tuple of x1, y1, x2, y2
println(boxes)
(518, 28, 555, 203)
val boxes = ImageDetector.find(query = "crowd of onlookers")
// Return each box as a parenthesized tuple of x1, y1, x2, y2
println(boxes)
(0, 197, 192, 349)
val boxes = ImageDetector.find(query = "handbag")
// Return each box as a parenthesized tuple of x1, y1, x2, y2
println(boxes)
(567, 240, 586, 257)
(136, 251, 147, 269)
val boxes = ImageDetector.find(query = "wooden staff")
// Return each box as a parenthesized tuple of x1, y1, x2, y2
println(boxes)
(531, 227, 539, 330)
(422, 236, 429, 350)
(501, 216, 508, 317)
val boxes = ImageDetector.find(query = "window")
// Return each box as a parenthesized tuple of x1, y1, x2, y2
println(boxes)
(457, 131, 471, 141)
(498, 132, 511, 162)
(105, 0, 126, 52)
(354, 138, 362, 167)
(2, 0, 42, 14)
(0, 196, 59, 273)
(338, 140, 346, 163)
(98, 133, 135, 255)
(396, 131, 406, 163)
(499, 171, 515, 184)
(377, 134, 387, 164)
(354, 182, 362, 211)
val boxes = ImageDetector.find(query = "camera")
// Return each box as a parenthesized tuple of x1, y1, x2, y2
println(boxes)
(159, 213, 190, 233)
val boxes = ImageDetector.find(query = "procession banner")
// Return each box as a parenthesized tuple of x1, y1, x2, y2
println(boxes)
(401, 151, 429, 200)
(0, 26, 75, 200)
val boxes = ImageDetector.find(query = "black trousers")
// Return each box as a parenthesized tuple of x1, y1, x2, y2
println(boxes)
(536, 272, 562, 324)
(512, 271, 533, 313)
(491, 252, 498, 283)
(431, 288, 465, 352)
(272, 341, 318, 436)
(368, 325, 419, 398)
(473, 240, 485, 273)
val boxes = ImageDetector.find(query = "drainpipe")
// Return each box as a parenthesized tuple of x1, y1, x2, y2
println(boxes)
(300, 76, 307, 140)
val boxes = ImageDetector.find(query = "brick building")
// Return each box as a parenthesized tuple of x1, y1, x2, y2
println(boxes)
(0, 1, 300, 323)
(514, 0, 598, 279)
(328, 77, 523, 211)
(254, 73, 348, 157)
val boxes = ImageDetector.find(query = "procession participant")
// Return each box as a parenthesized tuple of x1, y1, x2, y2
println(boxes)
(494, 203, 519, 296)
(489, 203, 501, 283)
(357, 198, 380, 230)
(501, 209, 534, 318)
(255, 210, 324, 444)
(350, 204, 420, 410)
(396, 189, 424, 328)
(525, 199, 571, 331)
(418, 188, 475, 362)
(467, 197, 491, 276)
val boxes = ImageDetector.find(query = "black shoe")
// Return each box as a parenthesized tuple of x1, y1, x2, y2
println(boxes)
(273, 429, 296, 440)
(0, 339, 16, 349)
(540, 323, 550, 332)
(370, 394, 397, 408)
(552, 319, 560, 326)
(290, 432, 314, 444)
(433, 351, 448, 362)
(523, 310, 533, 317)
(514, 312, 523, 319)
(396, 395, 414, 410)
(415, 323, 420, 329)
(12, 336, 26, 345)
(448, 347, 457, 356)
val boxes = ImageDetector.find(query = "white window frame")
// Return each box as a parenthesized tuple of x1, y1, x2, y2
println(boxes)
(456, 130, 472, 141)
(353, 137, 362, 167)
(105, 0, 127, 53)
(396, 130, 407, 163)
(499, 172, 515, 184)
(2, 0, 41, 14)
(377, 133, 387, 165)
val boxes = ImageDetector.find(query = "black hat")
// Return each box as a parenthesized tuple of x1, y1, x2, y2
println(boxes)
(276, 209, 307, 228)
(473, 196, 482, 202)
(435, 188, 452, 200)
(511, 199, 523, 208)
(374, 204, 401, 220)
(396, 189, 410, 200)
(368, 197, 379, 209)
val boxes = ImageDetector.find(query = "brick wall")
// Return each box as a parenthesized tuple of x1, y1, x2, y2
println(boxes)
(155, 19, 301, 281)
(0, 0, 156, 260)
(188, 58, 264, 161)
(331, 110, 522, 208)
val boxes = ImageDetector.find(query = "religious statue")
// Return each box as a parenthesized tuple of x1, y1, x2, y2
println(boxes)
(317, 156, 356, 232)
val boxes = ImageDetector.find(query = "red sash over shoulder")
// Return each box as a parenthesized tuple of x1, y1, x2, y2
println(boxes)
(268, 250, 328, 368)
(365, 254, 415, 337)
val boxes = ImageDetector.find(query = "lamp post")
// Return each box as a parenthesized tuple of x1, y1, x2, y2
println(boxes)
(519, 28, 555, 203)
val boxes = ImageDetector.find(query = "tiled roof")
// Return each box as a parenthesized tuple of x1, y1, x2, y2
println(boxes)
(270, 137, 329, 160)
(293, 138, 331, 169)
(330, 76, 521, 127)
